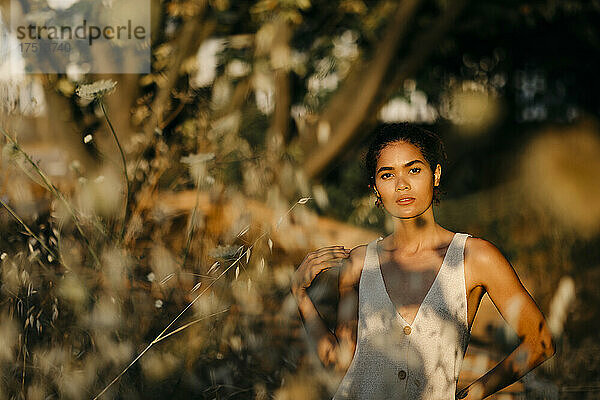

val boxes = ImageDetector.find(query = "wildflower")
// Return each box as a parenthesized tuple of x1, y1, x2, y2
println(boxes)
(76, 79, 129, 242)
(226, 59, 251, 78)
(190, 38, 227, 88)
(180, 152, 215, 166)
(181, 152, 215, 185)
(75, 79, 117, 100)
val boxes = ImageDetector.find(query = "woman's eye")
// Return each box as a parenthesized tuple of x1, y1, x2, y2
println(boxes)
(409, 167, 421, 174)
(381, 173, 392, 179)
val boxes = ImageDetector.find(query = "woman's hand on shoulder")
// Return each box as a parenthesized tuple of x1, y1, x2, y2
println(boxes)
(338, 245, 366, 289)
(291, 245, 351, 295)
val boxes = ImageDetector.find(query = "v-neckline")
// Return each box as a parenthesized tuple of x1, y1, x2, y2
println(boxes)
(375, 232, 459, 328)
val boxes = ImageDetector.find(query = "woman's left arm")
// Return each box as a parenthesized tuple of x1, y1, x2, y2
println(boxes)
(457, 238, 556, 400)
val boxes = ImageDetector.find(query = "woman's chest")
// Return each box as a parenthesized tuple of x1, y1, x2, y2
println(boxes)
(378, 253, 445, 325)
(378, 248, 483, 328)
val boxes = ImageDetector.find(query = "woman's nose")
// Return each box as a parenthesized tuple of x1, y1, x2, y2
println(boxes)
(396, 179, 410, 191)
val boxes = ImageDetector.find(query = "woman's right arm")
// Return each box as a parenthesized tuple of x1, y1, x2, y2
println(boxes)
(291, 245, 353, 370)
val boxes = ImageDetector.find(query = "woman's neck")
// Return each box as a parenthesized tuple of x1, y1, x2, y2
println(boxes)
(385, 209, 450, 256)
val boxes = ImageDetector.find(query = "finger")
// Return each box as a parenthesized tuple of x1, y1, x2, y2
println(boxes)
(312, 246, 348, 255)
(312, 259, 344, 272)
(307, 247, 350, 263)
(312, 249, 350, 263)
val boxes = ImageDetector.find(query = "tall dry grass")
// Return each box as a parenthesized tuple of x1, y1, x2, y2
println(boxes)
(0, 80, 335, 400)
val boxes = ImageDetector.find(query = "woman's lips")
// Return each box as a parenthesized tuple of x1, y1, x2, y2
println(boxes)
(396, 197, 415, 205)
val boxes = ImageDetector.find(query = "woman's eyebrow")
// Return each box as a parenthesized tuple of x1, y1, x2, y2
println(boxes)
(376, 159, 425, 174)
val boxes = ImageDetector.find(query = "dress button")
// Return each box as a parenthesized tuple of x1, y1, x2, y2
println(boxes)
(403, 325, 411, 335)
(398, 370, 407, 380)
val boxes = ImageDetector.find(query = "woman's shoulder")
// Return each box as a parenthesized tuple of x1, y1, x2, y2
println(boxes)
(463, 234, 505, 262)
(463, 234, 515, 283)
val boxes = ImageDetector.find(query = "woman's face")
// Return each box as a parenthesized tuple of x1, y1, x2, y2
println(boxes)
(373, 140, 441, 217)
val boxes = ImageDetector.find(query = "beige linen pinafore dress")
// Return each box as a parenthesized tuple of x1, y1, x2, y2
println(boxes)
(332, 232, 472, 400)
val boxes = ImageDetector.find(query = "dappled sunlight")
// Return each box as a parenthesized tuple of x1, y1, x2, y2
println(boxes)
(547, 276, 575, 338)
(504, 295, 525, 330)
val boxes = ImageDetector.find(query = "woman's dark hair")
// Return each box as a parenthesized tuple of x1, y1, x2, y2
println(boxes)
(362, 122, 448, 205)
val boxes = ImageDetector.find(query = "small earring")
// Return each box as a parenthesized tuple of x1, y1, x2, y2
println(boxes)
(375, 196, 382, 207)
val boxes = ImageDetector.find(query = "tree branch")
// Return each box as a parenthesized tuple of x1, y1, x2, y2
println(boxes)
(301, 0, 470, 181)
(301, 0, 424, 179)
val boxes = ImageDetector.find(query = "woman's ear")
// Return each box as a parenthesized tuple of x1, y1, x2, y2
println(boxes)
(434, 164, 441, 187)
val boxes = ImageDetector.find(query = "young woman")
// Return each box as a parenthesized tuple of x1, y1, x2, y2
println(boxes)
(291, 123, 555, 399)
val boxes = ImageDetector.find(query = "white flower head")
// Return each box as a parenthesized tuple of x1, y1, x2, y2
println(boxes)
(181, 152, 215, 185)
(76, 79, 117, 100)
(180, 152, 216, 165)
(191, 38, 227, 88)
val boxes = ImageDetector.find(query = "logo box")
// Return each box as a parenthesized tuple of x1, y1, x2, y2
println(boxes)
(7, 0, 151, 74)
